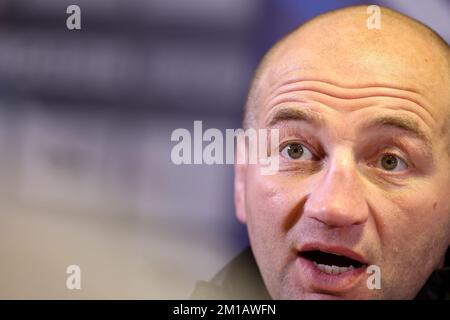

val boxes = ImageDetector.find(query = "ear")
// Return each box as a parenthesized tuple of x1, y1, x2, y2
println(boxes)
(234, 134, 248, 224)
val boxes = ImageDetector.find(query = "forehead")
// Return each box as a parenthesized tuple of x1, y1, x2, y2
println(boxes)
(256, 10, 450, 119)
(255, 38, 449, 134)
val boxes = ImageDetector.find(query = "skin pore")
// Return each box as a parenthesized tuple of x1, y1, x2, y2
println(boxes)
(235, 6, 450, 299)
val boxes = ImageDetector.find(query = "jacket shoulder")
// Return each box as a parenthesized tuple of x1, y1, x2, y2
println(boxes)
(190, 247, 271, 299)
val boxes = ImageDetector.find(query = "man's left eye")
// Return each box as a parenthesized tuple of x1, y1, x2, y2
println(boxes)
(378, 154, 408, 172)
(280, 143, 315, 160)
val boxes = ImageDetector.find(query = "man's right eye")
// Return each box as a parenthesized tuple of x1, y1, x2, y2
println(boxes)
(280, 143, 314, 160)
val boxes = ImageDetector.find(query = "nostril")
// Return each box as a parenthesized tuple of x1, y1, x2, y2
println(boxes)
(303, 168, 369, 227)
(306, 201, 368, 228)
(310, 212, 365, 228)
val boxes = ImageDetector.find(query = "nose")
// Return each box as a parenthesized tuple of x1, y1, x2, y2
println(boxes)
(304, 149, 369, 228)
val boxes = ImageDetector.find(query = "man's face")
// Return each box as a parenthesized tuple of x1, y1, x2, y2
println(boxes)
(235, 19, 450, 299)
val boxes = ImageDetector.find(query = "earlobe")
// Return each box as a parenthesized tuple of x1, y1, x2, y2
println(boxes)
(234, 134, 247, 224)
(234, 164, 247, 224)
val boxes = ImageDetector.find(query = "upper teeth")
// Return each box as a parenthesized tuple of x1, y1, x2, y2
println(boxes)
(313, 261, 355, 274)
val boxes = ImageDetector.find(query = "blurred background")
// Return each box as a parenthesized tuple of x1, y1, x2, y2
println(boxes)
(0, 0, 448, 299)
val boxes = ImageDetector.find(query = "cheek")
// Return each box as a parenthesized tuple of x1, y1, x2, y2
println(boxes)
(376, 181, 450, 266)
(395, 182, 450, 235)
(244, 168, 309, 296)
(245, 168, 305, 239)
(361, 180, 450, 298)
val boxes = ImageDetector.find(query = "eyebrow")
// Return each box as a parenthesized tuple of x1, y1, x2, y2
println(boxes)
(265, 107, 324, 127)
(265, 106, 432, 146)
(364, 115, 432, 146)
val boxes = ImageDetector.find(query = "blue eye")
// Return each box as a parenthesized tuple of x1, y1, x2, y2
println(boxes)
(379, 154, 408, 172)
(280, 143, 314, 160)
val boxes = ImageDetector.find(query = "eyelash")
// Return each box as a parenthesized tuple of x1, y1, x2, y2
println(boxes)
(278, 140, 320, 160)
(278, 141, 411, 173)
(372, 152, 410, 172)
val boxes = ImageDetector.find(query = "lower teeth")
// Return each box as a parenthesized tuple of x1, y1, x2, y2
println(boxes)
(313, 261, 355, 274)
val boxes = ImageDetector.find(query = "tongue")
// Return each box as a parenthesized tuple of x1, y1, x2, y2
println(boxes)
(302, 250, 363, 268)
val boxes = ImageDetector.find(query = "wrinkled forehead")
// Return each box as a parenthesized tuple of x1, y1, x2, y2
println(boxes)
(256, 32, 450, 126)
(270, 36, 446, 90)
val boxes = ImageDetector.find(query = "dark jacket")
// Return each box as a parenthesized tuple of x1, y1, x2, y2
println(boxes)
(191, 246, 450, 300)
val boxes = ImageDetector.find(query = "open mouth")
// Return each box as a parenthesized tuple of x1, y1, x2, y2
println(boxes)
(299, 250, 366, 275)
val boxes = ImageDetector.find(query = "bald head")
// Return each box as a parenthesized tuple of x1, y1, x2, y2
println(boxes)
(244, 5, 450, 135)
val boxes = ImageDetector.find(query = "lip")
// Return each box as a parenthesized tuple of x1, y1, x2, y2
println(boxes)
(298, 242, 368, 265)
(295, 242, 369, 293)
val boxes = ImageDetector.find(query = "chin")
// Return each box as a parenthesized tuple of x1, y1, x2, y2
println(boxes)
(277, 287, 384, 300)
